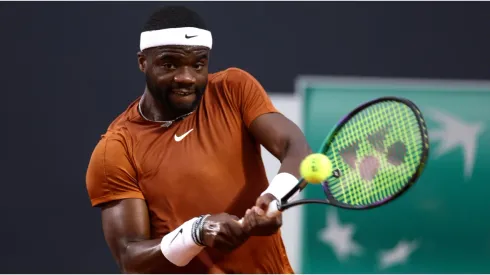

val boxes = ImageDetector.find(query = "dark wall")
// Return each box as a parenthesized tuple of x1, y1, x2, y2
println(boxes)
(1, 2, 489, 273)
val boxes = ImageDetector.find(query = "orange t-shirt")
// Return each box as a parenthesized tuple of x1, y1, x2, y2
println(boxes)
(86, 68, 294, 274)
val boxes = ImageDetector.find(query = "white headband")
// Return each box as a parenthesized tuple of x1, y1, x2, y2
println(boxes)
(140, 27, 213, 51)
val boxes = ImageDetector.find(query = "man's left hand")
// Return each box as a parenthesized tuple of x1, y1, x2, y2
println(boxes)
(241, 193, 282, 236)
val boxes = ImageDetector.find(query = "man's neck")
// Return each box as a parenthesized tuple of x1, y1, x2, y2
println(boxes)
(139, 89, 173, 122)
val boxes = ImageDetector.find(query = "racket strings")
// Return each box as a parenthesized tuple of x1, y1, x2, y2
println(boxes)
(359, 103, 421, 203)
(326, 100, 424, 206)
(360, 103, 419, 203)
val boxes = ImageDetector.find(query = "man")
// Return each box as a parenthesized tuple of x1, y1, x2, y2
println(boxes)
(86, 6, 311, 274)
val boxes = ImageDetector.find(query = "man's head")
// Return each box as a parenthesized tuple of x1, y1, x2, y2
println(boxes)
(137, 6, 211, 118)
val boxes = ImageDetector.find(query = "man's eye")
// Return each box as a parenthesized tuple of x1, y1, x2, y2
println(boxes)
(162, 63, 176, 70)
(194, 63, 205, 70)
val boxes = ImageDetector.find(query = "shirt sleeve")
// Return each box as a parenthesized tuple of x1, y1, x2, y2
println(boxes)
(85, 132, 144, 207)
(224, 68, 280, 128)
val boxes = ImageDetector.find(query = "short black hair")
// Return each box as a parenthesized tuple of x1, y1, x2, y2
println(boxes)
(143, 6, 208, 32)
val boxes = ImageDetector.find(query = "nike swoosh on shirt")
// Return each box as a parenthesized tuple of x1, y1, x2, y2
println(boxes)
(174, 129, 194, 142)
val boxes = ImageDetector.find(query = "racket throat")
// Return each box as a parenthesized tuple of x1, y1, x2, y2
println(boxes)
(281, 180, 306, 204)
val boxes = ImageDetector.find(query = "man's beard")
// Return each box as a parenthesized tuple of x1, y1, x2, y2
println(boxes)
(145, 74, 206, 118)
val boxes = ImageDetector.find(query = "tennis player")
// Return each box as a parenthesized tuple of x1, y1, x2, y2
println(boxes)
(86, 6, 311, 274)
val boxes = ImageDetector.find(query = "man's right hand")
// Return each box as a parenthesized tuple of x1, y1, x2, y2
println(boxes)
(201, 213, 250, 253)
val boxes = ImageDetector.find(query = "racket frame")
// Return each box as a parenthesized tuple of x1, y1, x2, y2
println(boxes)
(277, 96, 430, 211)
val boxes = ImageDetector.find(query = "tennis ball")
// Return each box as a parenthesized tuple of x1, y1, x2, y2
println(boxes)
(300, 153, 333, 184)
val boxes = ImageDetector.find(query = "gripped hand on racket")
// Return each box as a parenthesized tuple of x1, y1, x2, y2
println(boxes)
(240, 193, 283, 236)
(240, 97, 430, 227)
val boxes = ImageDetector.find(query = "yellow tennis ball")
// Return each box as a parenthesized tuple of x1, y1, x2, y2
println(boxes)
(300, 153, 333, 183)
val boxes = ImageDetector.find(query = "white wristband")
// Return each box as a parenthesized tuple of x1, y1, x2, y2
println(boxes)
(160, 218, 204, 267)
(261, 172, 299, 201)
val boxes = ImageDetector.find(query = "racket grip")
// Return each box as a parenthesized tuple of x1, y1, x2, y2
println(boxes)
(265, 200, 281, 218)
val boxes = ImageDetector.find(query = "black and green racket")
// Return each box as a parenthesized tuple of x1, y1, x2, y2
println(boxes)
(265, 96, 430, 216)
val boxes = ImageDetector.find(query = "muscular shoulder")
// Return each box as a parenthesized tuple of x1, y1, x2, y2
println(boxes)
(208, 67, 260, 92)
(88, 109, 137, 185)
(87, 116, 140, 207)
(209, 67, 254, 82)
(207, 67, 277, 128)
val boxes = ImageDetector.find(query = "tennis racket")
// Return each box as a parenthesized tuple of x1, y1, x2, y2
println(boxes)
(248, 96, 430, 219)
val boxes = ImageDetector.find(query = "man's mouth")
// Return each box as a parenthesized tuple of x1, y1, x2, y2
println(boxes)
(172, 89, 194, 96)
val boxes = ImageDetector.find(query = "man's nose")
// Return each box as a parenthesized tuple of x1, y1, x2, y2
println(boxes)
(173, 67, 196, 84)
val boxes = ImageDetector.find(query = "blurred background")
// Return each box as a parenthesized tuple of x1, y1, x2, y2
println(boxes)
(2, 1, 490, 273)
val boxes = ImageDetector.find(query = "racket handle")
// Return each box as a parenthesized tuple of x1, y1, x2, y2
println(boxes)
(265, 200, 281, 218)
(237, 200, 281, 225)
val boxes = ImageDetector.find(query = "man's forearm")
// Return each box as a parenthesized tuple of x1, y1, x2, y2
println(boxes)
(277, 136, 312, 179)
(118, 217, 206, 273)
(261, 136, 312, 202)
(120, 239, 169, 273)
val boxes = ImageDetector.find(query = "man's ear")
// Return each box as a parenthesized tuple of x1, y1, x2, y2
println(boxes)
(137, 52, 147, 73)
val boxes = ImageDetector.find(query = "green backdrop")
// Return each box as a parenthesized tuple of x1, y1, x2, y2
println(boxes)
(297, 77, 490, 273)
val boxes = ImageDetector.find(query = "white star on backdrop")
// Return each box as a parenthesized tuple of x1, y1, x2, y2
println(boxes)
(428, 108, 485, 180)
(378, 239, 420, 270)
(318, 209, 363, 262)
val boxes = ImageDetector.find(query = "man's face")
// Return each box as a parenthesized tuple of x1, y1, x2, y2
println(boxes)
(138, 45, 210, 116)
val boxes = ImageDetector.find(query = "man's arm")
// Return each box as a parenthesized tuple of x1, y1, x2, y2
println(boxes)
(222, 68, 311, 212)
(249, 112, 312, 212)
(101, 199, 251, 273)
(100, 199, 171, 274)
(223, 68, 311, 180)
(240, 112, 312, 235)
(249, 112, 312, 180)
(87, 136, 171, 273)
